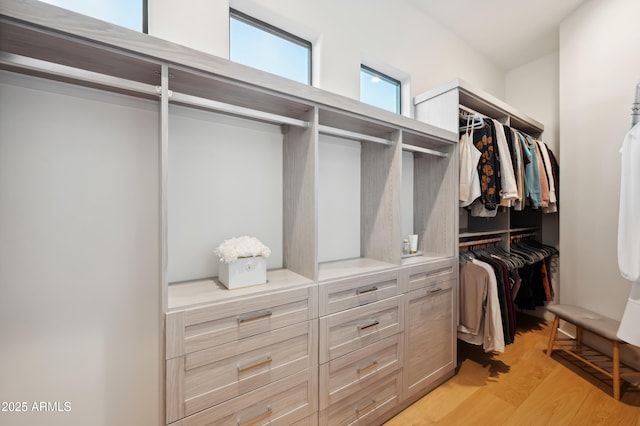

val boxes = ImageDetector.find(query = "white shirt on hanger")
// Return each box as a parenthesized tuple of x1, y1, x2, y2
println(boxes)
(617, 122, 640, 346)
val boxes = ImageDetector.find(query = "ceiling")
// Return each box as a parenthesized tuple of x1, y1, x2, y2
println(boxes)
(408, 0, 586, 70)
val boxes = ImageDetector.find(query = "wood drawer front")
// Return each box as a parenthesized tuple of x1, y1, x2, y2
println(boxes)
(405, 283, 455, 398)
(174, 370, 317, 426)
(166, 321, 317, 423)
(319, 270, 400, 316)
(166, 286, 317, 358)
(319, 371, 401, 426)
(319, 334, 403, 409)
(406, 258, 456, 292)
(319, 296, 403, 364)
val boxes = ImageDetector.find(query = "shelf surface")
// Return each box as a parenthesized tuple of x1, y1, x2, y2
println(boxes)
(167, 268, 314, 310)
(318, 257, 398, 282)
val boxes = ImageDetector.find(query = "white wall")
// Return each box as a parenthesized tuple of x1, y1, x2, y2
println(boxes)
(148, 0, 506, 107)
(168, 106, 284, 282)
(506, 52, 560, 154)
(0, 72, 161, 426)
(559, 0, 640, 320)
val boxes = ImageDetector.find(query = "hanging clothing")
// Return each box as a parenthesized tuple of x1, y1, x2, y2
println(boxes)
(491, 120, 518, 205)
(472, 120, 501, 212)
(532, 140, 550, 208)
(459, 128, 482, 207)
(617, 122, 640, 346)
(538, 141, 558, 213)
(547, 147, 559, 203)
(512, 128, 526, 211)
(458, 262, 488, 335)
(519, 133, 542, 208)
(458, 259, 505, 353)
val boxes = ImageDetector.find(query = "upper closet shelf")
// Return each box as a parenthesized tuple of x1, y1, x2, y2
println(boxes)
(0, 0, 457, 146)
(414, 78, 544, 136)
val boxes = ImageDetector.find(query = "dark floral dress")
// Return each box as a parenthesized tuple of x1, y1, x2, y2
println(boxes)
(472, 119, 501, 210)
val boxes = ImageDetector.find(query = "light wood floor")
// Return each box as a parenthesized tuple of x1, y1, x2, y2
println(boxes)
(386, 313, 640, 425)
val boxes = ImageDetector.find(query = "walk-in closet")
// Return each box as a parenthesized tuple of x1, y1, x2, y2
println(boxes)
(1, 1, 639, 425)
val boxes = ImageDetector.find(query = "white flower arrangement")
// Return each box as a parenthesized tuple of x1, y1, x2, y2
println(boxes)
(214, 236, 271, 264)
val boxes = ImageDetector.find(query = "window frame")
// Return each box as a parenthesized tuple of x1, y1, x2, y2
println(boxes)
(229, 8, 312, 85)
(360, 64, 402, 114)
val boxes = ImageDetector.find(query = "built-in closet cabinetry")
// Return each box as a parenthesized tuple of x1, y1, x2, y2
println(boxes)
(414, 79, 547, 250)
(0, 2, 461, 425)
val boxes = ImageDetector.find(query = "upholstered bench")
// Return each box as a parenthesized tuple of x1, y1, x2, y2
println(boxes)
(546, 304, 640, 400)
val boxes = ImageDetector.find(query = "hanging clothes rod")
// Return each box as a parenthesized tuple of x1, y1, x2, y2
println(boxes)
(459, 237, 502, 248)
(0, 52, 159, 96)
(510, 232, 537, 241)
(402, 143, 448, 158)
(459, 105, 488, 119)
(318, 125, 391, 145)
(170, 91, 309, 128)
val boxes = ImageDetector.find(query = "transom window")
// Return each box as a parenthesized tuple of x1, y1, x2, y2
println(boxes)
(39, 0, 147, 33)
(360, 65, 401, 114)
(229, 9, 312, 85)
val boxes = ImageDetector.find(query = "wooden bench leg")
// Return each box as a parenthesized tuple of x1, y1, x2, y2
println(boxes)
(576, 327, 583, 354)
(613, 340, 620, 400)
(546, 315, 560, 356)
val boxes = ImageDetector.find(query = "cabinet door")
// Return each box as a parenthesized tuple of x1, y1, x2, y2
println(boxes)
(166, 321, 317, 423)
(404, 258, 456, 293)
(319, 370, 401, 426)
(319, 296, 404, 364)
(177, 369, 317, 426)
(319, 334, 402, 409)
(166, 286, 316, 358)
(404, 281, 454, 399)
(319, 269, 400, 316)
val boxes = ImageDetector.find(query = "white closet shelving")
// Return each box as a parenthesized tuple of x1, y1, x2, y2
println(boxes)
(415, 78, 549, 251)
(1, 1, 461, 424)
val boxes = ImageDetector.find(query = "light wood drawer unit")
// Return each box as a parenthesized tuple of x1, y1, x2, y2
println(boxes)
(169, 369, 318, 426)
(404, 281, 455, 399)
(319, 270, 400, 316)
(319, 371, 401, 426)
(319, 334, 403, 409)
(166, 286, 317, 358)
(319, 296, 403, 364)
(166, 321, 318, 423)
(404, 258, 456, 292)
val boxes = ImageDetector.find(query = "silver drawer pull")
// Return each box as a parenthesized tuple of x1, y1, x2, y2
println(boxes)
(356, 360, 378, 375)
(429, 287, 443, 294)
(237, 407, 272, 426)
(356, 285, 378, 295)
(356, 399, 376, 416)
(237, 309, 272, 323)
(358, 319, 379, 330)
(237, 355, 273, 374)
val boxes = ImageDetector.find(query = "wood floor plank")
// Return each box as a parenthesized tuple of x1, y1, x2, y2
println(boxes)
(568, 387, 640, 425)
(437, 391, 516, 425)
(386, 313, 640, 426)
(502, 366, 592, 425)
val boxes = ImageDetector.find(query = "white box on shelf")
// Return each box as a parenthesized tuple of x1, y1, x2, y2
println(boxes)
(218, 256, 267, 289)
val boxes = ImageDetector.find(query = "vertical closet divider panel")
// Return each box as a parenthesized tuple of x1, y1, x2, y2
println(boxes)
(283, 107, 319, 281)
(361, 129, 403, 265)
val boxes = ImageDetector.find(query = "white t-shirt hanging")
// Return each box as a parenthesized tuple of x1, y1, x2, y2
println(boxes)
(459, 129, 482, 207)
(617, 122, 640, 346)
(618, 123, 640, 281)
